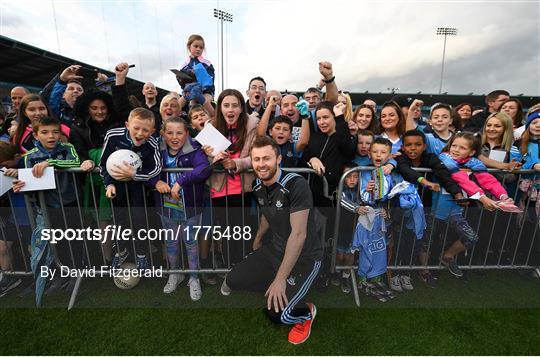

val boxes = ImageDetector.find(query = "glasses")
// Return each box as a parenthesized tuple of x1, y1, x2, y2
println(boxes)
(249, 86, 266, 92)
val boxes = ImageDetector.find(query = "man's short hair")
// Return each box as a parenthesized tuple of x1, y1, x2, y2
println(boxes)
(269, 115, 293, 130)
(304, 87, 322, 95)
(486, 90, 509, 104)
(250, 136, 280, 157)
(403, 129, 426, 143)
(371, 137, 392, 150)
(33, 116, 61, 133)
(248, 76, 266, 88)
(128, 107, 155, 125)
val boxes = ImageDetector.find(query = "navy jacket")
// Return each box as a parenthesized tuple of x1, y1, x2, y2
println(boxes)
(99, 127, 162, 187)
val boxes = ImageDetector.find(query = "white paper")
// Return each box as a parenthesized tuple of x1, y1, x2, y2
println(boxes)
(194, 123, 232, 156)
(0, 171, 15, 196)
(18, 167, 56, 192)
(488, 149, 506, 163)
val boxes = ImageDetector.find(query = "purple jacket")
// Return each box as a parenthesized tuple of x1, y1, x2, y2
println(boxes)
(149, 136, 210, 218)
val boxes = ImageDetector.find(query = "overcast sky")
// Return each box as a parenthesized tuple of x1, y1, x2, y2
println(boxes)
(1, 0, 538, 96)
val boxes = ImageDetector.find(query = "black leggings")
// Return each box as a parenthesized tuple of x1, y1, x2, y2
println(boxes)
(226, 246, 320, 325)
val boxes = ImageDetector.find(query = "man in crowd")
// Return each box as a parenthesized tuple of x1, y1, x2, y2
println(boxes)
(221, 136, 322, 345)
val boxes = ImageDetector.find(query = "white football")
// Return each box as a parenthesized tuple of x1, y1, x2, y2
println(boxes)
(106, 149, 142, 181)
(113, 262, 141, 290)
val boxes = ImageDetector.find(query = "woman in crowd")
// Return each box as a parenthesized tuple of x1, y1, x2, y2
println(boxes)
(348, 104, 379, 136)
(453, 102, 473, 130)
(378, 101, 406, 154)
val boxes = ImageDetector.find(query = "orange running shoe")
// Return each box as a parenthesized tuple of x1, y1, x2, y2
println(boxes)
(288, 302, 317, 345)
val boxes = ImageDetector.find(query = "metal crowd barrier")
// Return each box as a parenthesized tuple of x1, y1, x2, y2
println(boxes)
(3, 166, 538, 309)
(331, 166, 540, 307)
(0, 167, 327, 309)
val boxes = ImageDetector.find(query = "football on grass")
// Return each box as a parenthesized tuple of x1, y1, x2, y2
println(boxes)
(113, 262, 141, 289)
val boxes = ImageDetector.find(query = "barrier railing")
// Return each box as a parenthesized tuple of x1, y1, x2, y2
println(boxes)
(0, 167, 327, 309)
(2, 166, 538, 309)
(331, 166, 540, 307)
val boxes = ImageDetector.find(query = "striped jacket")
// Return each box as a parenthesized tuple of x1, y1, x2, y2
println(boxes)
(99, 127, 162, 187)
(20, 141, 80, 207)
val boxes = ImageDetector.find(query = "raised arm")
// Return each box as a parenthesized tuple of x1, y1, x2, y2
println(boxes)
(406, 99, 423, 131)
(319, 62, 338, 104)
(112, 62, 133, 121)
(257, 96, 278, 137)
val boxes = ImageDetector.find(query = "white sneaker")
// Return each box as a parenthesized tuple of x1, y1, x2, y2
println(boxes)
(188, 277, 202, 301)
(163, 273, 184, 294)
(390, 275, 403, 292)
(400, 275, 414, 291)
(220, 278, 231, 296)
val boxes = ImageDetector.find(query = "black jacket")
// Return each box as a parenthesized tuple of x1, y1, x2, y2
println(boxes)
(463, 109, 490, 133)
(303, 114, 356, 202)
(70, 91, 123, 162)
(396, 150, 462, 206)
(99, 127, 162, 187)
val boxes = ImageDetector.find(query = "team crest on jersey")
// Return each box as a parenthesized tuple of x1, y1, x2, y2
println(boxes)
(258, 198, 265, 206)
(286, 151, 293, 157)
(275, 200, 283, 208)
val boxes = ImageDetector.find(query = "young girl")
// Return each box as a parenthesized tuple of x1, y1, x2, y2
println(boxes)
(440, 132, 512, 209)
(178, 34, 215, 117)
(202, 89, 258, 267)
(12, 94, 70, 153)
(437, 132, 515, 274)
(378, 101, 406, 154)
(517, 109, 540, 220)
(150, 117, 211, 300)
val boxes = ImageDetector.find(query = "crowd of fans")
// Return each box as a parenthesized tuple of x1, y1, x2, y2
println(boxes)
(0, 33, 539, 304)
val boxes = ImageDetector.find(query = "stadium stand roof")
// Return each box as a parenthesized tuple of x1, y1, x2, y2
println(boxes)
(0, 34, 171, 98)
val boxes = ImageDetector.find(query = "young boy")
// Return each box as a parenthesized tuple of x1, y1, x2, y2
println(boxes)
(351, 138, 396, 302)
(0, 142, 28, 296)
(335, 163, 360, 293)
(11, 116, 83, 299)
(395, 129, 468, 283)
(353, 130, 374, 166)
(100, 108, 162, 269)
(256, 96, 310, 167)
(187, 104, 211, 136)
